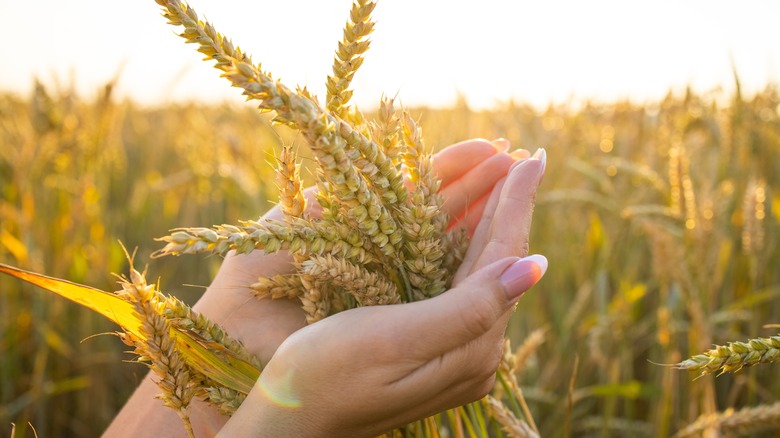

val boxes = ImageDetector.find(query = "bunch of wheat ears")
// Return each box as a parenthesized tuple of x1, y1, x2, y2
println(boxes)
(124, 0, 540, 436)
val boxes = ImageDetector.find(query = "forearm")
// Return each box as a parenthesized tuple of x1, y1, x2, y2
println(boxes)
(105, 250, 302, 436)
(103, 372, 227, 437)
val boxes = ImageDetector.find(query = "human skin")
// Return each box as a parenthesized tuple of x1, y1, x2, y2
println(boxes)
(104, 139, 539, 437)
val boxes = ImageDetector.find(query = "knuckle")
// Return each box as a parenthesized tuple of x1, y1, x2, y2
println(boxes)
(519, 240, 530, 258)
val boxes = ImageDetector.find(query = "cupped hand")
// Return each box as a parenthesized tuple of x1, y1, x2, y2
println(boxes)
(104, 139, 529, 437)
(194, 138, 523, 365)
(219, 150, 547, 437)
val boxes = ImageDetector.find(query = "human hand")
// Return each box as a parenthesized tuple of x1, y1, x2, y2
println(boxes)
(219, 150, 547, 437)
(194, 138, 524, 365)
(104, 139, 529, 437)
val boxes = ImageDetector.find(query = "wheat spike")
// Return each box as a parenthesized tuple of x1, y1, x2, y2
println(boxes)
(275, 145, 306, 220)
(677, 334, 780, 376)
(302, 254, 401, 306)
(372, 97, 404, 168)
(153, 217, 374, 263)
(116, 266, 197, 437)
(673, 401, 780, 438)
(326, 0, 375, 117)
(514, 328, 547, 375)
(484, 396, 540, 438)
(325, 0, 410, 208)
(204, 387, 246, 417)
(396, 111, 448, 297)
(251, 274, 304, 301)
(163, 296, 262, 369)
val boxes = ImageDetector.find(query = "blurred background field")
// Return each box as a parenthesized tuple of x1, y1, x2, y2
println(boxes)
(1, 79, 780, 437)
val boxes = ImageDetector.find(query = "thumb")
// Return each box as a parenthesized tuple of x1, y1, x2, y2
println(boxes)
(405, 254, 548, 358)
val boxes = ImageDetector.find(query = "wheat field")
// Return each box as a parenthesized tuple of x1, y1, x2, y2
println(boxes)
(1, 78, 779, 436)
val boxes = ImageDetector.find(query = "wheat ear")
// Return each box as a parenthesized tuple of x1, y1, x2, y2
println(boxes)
(153, 217, 374, 263)
(116, 267, 197, 437)
(163, 296, 262, 369)
(302, 254, 401, 306)
(677, 334, 780, 376)
(396, 111, 448, 297)
(514, 328, 547, 375)
(484, 396, 540, 438)
(673, 401, 780, 438)
(275, 145, 306, 220)
(326, 0, 375, 118)
(251, 274, 304, 301)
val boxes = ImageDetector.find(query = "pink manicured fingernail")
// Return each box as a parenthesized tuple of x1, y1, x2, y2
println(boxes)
(499, 255, 548, 302)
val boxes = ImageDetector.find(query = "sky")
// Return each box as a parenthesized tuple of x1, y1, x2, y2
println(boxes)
(1, 0, 778, 110)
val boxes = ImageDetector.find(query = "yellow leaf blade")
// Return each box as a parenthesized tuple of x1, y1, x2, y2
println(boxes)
(173, 330, 259, 394)
(0, 262, 261, 394)
(0, 263, 143, 337)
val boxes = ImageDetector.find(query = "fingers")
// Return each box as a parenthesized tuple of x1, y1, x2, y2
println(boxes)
(440, 152, 515, 223)
(401, 256, 543, 360)
(443, 146, 530, 236)
(455, 150, 546, 283)
(471, 150, 546, 273)
(447, 190, 490, 237)
(433, 139, 504, 188)
(389, 256, 547, 398)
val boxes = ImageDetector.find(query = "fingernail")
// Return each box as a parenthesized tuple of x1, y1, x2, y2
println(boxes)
(490, 138, 511, 152)
(532, 148, 547, 176)
(499, 255, 548, 302)
(510, 149, 531, 160)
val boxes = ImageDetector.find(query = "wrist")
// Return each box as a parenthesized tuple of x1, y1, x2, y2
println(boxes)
(218, 378, 326, 438)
